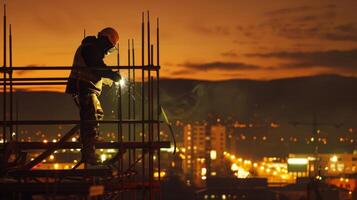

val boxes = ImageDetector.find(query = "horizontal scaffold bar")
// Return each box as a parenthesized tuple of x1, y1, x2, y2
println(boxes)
(0, 65, 160, 71)
(0, 183, 103, 195)
(0, 181, 161, 193)
(1, 82, 67, 85)
(1, 119, 163, 125)
(1, 77, 68, 81)
(8, 169, 115, 178)
(1, 141, 171, 150)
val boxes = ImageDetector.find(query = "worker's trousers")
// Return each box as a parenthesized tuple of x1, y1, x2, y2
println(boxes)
(75, 93, 104, 158)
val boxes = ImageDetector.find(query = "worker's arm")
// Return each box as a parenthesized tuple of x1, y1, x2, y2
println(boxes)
(82, 45, 120, 81)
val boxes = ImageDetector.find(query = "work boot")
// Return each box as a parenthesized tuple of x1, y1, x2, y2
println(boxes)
(81, 136, 102, 165)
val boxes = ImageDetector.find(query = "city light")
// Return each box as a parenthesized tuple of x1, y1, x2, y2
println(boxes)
(231, 163, 238, 171)
(287, 158, 308, 165)
(330, 155, 338, 163)
(201, 168, 207, 176)
(101, 154, 107, 162)
(210, 150, 217, 160)
(53, 163, 59, 169)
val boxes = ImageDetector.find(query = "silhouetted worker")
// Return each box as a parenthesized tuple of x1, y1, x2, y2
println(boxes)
(66, 27, 121, 165)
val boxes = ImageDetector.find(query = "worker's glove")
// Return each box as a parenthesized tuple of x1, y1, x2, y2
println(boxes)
(111, 72, 121, 82)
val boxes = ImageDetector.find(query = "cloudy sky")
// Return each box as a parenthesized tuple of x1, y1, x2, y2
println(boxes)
(2, 0, 357, 90)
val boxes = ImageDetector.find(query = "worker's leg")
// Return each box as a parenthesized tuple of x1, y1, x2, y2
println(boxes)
(79, 93, 104, 164)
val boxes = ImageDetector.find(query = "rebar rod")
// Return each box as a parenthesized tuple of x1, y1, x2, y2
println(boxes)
(132, 38, 137, 178)
(9, 23, 13, 140)
(141, 11, 146, 195)
(128, 38, 132, 170)
(147, 11, 153, 199)
(3, 3, 7, 144)
(156, 17, 161, 182)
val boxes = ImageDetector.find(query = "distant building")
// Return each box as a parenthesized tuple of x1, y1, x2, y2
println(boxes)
(182, 122, 228, 185)
(210, 123, 227, 177)
(289, 153, 357, 176)
(183, 123, 207, 183)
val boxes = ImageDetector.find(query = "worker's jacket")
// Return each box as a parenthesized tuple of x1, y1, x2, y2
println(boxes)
(66, 36, 116, 96)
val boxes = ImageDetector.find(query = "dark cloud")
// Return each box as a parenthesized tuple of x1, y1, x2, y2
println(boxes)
(179, 61, 261, 71)
(221, 50, 238, 58)
(268, 21, 357, 42)
(236, 4, 357, 42)
(265, 4, 336, 16)
(170, 69, 198, 76)
(247, 49, 357, 70)
(263, 5, 343, 41)
(191, 24, 230, 36)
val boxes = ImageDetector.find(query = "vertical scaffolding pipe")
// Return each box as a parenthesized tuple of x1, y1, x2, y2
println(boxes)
(132, 38, 136, 174)
(3, 2, 7, 143)
(116, 42, 125, 199)
(141, 11, 146, 196)
(9, 23, 13, 139)
(83, 29, 86, 39)
(117, 43, 120, 66)
(149, 45, 155, 200)
(147, 11, 150, 71)
(156, 18, 161, 182)
(147, 11, 153, 199)
(15, 97, 18, 138)
(117, 43, 123, 171)
(127, 39, 132, 169)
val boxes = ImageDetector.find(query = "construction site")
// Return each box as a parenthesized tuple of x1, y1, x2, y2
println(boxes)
(0, 2, 172, 199)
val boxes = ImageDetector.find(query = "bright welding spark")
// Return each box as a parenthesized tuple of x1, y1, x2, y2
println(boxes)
(115, 78, 126, 88)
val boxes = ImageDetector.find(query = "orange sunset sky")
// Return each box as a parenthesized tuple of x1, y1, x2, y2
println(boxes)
(2, 0, 357, 91)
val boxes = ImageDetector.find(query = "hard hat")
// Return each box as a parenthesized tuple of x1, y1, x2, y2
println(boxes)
(98, 27, 119, 46)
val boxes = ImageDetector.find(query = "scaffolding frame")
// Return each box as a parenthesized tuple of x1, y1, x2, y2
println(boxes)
(1, 7, 169, 200)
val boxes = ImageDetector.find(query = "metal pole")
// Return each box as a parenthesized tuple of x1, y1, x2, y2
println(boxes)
(15, 97, 18, 140)
(132, 38, 136, 175)
(9, 23, 13, 140)
(117, 42, 123, 171)
(150, 46, 154, 179)
(128, 38, 132, 170)
(147, 11, 153, 199)
(117, 42, 124, 198)
(3, 2, 7, 143)
(141, 11, 146, 198)
(156, 17, 161, 182)
(150, 76, 155, 200)
(117, 43, 120, 66)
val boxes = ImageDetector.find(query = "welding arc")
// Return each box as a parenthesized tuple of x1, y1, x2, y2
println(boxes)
(160, 106, 176, 155)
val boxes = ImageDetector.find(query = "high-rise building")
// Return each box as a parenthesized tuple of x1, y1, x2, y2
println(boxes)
(183, 123, 207, 182)
(182, 121, 228, 184)
(210, 123, 227, 176)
